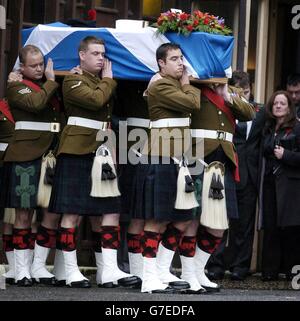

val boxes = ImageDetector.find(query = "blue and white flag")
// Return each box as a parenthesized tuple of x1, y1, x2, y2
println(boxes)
(18, 23, 234, 81)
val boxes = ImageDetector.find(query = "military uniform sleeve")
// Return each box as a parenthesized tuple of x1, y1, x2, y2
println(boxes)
(6, 80, 59, 114)
(63, 75, 117, 111)
(148, 80, 200, 113)
(226, 86, 255, 121)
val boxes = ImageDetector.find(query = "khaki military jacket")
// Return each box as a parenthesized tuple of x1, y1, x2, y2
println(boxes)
(4, 79, 60, 162)
(56, 70, 117, 156)
(0, 113, 14, 165)
(142, 75, 200, 158)
(191, 85, 255, 166)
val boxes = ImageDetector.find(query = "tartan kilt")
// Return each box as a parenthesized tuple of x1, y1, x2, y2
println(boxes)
(131, 156, 196, 222)
(192, 159, 238, 220)
(118, 163, 137, 220)
(48, 153, 121, 216)
(4, 158, 42, 209)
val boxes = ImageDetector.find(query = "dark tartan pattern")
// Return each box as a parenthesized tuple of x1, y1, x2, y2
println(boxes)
(161, 223, 183, 251)
(13, 228, 31, 250)
(48, 154, 121, 215)
(118, 163, 137, 218)
(127, 232, 142, 253)
(178, 236, 197, 257)
(58, 227, 76, 252)
(5, 159, 42, 209)
(197, 225, 222, 254)
(101, 225, 120, 249)
(140, 231, 160, 258)
(131, 157, 196, 222)
(36, 225, 56, 249)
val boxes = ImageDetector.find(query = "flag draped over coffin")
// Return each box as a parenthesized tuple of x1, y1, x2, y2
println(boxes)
(18, 23, 234, 81)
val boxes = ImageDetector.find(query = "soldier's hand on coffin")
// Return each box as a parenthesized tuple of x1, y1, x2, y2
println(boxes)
(274, 145, 284, 159)
(8, 70, 23, 83)
(70, 65, 83, 75)
(180, 65, 189, 86)
(45, 58, 55, 81)
(102, 58, 113, 79)
(214, 83, 233, 104)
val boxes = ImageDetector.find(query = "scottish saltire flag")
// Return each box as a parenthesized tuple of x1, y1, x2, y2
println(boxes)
(18, 23, 234, 81)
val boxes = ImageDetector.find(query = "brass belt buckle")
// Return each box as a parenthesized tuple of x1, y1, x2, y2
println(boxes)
(50, 122, 60, 133)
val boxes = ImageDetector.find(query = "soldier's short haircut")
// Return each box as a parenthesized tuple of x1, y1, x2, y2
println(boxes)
(228, 70, 250, 89)
(78, 36, 105, 53)
(287, 73, 300, 87)
(156, 43, 181, 69)
(19, 45, 43, 64)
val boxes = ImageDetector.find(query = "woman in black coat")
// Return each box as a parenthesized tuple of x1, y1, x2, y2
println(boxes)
(258, 90, 300, 281)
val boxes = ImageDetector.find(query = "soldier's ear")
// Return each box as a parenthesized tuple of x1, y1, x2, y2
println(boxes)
(79, 50, 85, 62)
(158, 59, 165, 70)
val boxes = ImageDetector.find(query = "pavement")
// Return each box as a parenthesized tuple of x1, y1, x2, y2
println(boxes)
(0, 269, 299, 302)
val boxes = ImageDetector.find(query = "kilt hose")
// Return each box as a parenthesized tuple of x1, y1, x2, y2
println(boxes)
(48, 153, 121, 216)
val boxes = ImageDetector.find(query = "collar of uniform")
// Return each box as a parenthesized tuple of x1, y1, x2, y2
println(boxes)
(82, 69, 101, 83)
(160, 74, 181, 88)
(23, 77, 44, 86)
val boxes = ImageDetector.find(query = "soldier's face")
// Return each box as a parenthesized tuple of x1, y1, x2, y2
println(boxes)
(158, 49, 184, 79)
(287, 83, 300, 106)
(21, 53, 45, 80)
(79, 44, 105, 74)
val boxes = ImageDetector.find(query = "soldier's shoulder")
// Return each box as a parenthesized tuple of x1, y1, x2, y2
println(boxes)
(148, 77, 177, 94)
(7, 81, 33, 96)
(63, 73, 86, 89)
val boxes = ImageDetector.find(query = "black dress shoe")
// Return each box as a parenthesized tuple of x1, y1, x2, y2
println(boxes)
(206, 270, 224, 280)
(150, 286, 177, 294)
(181, 287, 207, 294)
(35, 277, 57, 286)
(55, 279, 66, 287)
(5, 278, 16, 285)
(230, 271, 247, 281)
(118, 275, 141, 287)
(99, 282, 119, 288)
(17, 277, 32, 287)
(69, 279, 91, 288)
(261, 274, 278, 282)
(168, 280, 190, 290)
(201, 284, 221, 292)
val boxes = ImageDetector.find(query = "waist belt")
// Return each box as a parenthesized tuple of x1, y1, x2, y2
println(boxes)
(126, 117, 150, 128)
(68, 117, 109, 130)
(15, 121, 60, 133)
(0, 143, 8, 151)
(191, 129, 233, 143)
(150, 117, 190, 128)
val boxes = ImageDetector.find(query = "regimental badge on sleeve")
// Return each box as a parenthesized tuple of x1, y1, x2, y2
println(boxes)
(18, 87, 32, 95)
